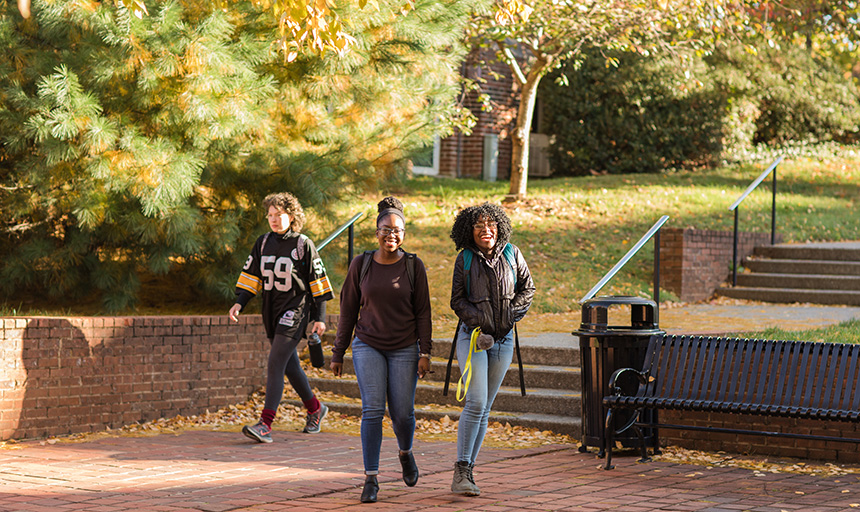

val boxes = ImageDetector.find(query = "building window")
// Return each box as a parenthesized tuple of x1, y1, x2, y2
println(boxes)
(411, 137, 440, 176)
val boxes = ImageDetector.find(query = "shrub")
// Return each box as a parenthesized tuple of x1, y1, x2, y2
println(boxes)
(540, 49, 724, 176)
(540, 45, 860, 175)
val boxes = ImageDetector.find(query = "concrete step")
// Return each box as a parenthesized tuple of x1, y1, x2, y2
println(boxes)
(716, 286, 860, 306)
(744, 258, 860, 276)
(307, 376, 582, 417)
(433, 332, 581, 367)
(311, 332, 586, 436)
(753, 243, 860, 262)
(333, 356, 581, 391)
(285, 397, 582, 437)
(736, 273, 860, 291)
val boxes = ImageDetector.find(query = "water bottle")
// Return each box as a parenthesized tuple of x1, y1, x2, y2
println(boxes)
(308, 332, 325, 368)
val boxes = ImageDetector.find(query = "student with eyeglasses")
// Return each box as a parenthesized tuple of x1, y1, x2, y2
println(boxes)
(331, 196, 432, 504)
(447, 202, 535, 496)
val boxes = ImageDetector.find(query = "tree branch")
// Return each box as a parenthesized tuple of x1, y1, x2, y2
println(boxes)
(497, 41, 528, 85)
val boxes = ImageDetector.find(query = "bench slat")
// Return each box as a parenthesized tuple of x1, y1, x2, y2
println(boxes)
(687, 336, 705, 403)
(828, 344, 849, 415)
(677, 335, 696, 402)
(846, 347, 860, 418)
(749, 340, 772, 413)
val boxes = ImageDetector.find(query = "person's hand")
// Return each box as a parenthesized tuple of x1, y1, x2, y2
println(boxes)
(312, 321, 326, 336)
(417, 356, 431, 378)
(330, 361, 343, 377)
(228, 304, 241, 323)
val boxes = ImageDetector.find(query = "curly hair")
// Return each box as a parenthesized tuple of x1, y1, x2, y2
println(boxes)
(449, 202, 512, 252)
(263, 192, 305, 233)
(377, 196, 405, 226)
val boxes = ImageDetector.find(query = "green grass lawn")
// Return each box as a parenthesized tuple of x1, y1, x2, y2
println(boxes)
(732, 319, 860, 344)
(306, 152, 860, 333)
(6, 152, 860, 338)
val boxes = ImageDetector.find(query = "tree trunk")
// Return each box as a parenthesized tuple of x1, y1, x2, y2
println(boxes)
(507, 66, 544, 201)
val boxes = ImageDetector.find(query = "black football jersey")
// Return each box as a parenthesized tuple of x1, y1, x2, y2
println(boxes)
(235, 231, 333, 338)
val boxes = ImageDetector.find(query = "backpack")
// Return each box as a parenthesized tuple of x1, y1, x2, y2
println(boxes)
(358, 250, 416, 291)
(443, 243, 526, 397)
(462, 242, 517, 294)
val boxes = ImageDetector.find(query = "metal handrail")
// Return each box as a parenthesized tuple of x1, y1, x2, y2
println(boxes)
(317, 212, 364, 263)
(728, 156, 783, 286)
(580, 215, 670, 304)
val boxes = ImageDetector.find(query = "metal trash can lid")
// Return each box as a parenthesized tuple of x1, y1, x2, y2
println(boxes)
(572, 295, 661, 335)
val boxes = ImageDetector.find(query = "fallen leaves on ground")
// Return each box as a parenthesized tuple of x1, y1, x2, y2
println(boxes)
(0, 387, 573, 451)
(6, 381, 859, 477)
(655, 446, 860, 477)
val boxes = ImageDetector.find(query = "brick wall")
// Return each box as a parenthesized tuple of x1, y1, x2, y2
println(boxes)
(439, 52, 518, 180)
(0, 315, 271, 441)
(660, 227, 782, 302)
(659, 410, 860, 463)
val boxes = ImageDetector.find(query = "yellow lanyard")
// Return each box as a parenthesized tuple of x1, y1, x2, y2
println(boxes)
(457, 327, 484, 402)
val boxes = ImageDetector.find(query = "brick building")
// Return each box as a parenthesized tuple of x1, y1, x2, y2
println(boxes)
(413, 50, 552, 181)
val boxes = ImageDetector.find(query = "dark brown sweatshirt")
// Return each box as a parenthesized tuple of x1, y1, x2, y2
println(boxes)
(332, 251, 432, 363)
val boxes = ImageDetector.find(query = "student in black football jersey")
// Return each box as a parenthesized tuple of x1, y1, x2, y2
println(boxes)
(228, 192, 334, 443)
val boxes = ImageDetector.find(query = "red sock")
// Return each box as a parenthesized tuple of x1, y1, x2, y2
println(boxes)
(303, 396, 320, 414)
(261, 408, 276, 427)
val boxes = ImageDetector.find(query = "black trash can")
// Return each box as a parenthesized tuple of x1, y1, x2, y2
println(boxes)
(572, 296, 663, 456)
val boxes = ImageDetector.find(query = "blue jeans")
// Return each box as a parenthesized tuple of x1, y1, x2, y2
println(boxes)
(455, 325, 514, 464)
(351, 337, 419, 475)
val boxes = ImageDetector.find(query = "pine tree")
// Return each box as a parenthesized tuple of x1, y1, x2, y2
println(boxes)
(0, 0, 475, 312)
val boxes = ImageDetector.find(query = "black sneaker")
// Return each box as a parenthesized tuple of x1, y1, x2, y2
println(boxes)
(242, 421, 273, 443)
(303, 404, 328, 433)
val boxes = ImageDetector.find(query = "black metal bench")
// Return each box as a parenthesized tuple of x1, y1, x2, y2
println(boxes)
(602, 334, 860, 469)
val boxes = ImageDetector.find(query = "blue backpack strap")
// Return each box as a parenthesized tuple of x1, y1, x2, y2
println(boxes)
(503, 243, 518, 291)
(462, 249, 474, 295)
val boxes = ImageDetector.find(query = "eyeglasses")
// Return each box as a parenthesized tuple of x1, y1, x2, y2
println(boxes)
(473, 221, 498, 231)
(378, 227, 405, 236)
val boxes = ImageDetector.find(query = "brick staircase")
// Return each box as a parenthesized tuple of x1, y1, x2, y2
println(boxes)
(716, 242, 860, 305)
(290, 332, 584, 437)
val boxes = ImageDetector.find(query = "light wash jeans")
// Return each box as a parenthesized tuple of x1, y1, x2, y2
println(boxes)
(455, 324, 514, 464)
(351, 337, 419, 475)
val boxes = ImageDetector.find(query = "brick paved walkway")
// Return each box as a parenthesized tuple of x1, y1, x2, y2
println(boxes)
(2, 429, 859, 511)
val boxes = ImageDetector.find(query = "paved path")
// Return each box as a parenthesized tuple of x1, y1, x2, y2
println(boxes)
(2, 429, 859, 511)
(660, 302, 860, 335)
(5, 302, 860, 511)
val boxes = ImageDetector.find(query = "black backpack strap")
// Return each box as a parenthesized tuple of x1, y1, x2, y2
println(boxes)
(361, 250, 415, 290)
(515, 324, 526, 396)
(359, 250, 375, 285)
(404, 251, 416, 290)
(443, 319, 461, 396)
